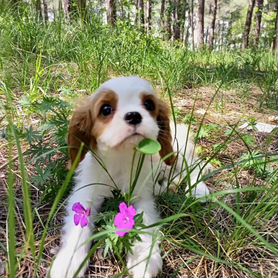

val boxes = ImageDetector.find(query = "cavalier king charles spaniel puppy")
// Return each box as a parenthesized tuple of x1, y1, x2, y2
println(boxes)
(50, 76, 209, 278)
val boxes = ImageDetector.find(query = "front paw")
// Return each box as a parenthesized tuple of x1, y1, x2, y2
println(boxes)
(127, 248, 162, 278)
(193, 181, 210, 198)
(49, 249, 88, 278)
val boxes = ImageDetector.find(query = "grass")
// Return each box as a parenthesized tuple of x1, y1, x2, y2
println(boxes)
(0, 4, 278, 278)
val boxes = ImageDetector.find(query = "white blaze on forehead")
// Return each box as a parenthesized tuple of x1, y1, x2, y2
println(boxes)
(97, 76, 155, 98)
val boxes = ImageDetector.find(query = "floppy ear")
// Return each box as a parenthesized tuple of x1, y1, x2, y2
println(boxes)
(68, 98, 95, 166)
(157, 100, 175, 165)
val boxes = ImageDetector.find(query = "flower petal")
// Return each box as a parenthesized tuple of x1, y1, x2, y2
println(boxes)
(127, 205, 137, 217)
(74, 214, 81, 226)
(116, 230, 127, 237)
(122, 219, 135, 230)
(114, 202, 136, 237)
(80, 215, 89, 228)
(114, 213, 124, 227)
(119, 202, 128, 214)
(85, 208, 91, 217)
(72, 202, 85, 213)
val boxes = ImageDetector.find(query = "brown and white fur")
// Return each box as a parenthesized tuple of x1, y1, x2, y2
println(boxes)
(49, 76, 209, 278)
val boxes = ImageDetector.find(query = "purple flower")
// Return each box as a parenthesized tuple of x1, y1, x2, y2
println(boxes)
(72, 202, 91, 228)
(114, 202, 137, 237)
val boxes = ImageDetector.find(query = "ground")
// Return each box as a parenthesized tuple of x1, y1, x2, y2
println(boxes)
(0, 85, 277, 278)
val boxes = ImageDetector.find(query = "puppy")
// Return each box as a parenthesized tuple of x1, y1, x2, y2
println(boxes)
(50, 76, 209, 278)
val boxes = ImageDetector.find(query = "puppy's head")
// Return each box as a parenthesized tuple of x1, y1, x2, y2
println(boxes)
(68, 76, 174, 166)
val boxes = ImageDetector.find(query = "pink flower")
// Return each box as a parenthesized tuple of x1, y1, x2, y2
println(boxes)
(114, 202, 137, 237)
(72, 202, 91, 228)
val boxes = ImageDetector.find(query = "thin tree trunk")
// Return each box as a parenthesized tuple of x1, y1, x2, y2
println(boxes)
(183, 3, 190, 45)
(121, 0, 130, 21)
(205, 26, 209, 43)
(196, 0, 205, 48)
(255, 0, 264, 47)
(107, 0, 117, 26)
(216, 18, 221, 49)
(181, 1, 189, 45)
(221, 20, 225, 47)
(160, 0, 166, 30)
(35, 0, 42, 19)
(146, 0, 152, 32)
(242, 0, 255, 49)
(77, 0, 86, 19)
(273, 1, 278, 53)
(190, 0, 194, 49)
(172, 0, 180, 40)
(208, 0, 217, 49)
(64, 0, 71, 18)
(42, 0, 48, 21)
(166, 0, 172, 40)
(138, 0, 145, 30)
(135, 0, 139, 25)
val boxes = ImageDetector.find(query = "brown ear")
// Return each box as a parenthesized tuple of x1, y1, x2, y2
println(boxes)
(157, 100, 175, 165)
(68, 98, 95, 166)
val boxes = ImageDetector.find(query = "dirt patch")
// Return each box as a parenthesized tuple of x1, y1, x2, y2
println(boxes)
(174, 86, 277, 126)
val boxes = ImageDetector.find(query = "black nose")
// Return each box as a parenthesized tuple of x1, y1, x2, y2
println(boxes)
(124, 112, 142, 125)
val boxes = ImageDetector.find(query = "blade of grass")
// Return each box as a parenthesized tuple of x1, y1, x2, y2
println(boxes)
(213, 197, 278, 255)
(35, 143, 84, 271)
(4, 89, 17, 278)
(4, 82, 35, 266)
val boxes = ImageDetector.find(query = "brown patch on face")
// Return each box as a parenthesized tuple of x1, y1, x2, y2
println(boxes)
(141, 93, 159, 117)
(68, 97, 94, 167)
(156, 99, 176, 165)
(141, 93, 175, 165)
(92, 90, 118, 139)
(68, 90, 118, 166)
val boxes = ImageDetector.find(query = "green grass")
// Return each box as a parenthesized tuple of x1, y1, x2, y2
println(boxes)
(0, 4, 278, 278)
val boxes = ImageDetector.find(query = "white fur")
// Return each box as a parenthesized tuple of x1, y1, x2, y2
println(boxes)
(94, 76, 159, 150)
(50, 76, 209, 278)
(157, 122, 211, 198)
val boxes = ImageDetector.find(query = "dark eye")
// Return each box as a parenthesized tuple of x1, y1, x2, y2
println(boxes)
(100, 104, 113, 116)
(144, 99, 155, 111)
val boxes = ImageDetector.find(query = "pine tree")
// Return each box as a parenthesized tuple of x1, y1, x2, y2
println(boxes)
(242, 0, 256, 48)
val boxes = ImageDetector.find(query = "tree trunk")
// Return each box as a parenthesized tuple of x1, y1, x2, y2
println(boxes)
(190, 0, 195, 49)
(146, 0, 152, 32)
(216, 18, 221, 49)
(77, 0, 86, 19)
(208, 0, 217, 49)
(221, 20, 225, 47)
(183, 3, 190, 45)
(160, 0, 166, 30)
(242, 0, 255, 49)
(35, 0, 42, 19)
(196, 0, 205, 48)
(205, 26, 209, 43)
(138, 0, 145, 30)
(64, 0, 71, 18)
(172, 0, 180, 40)
(135, 0, 139, 25)
(166, 0, 172, 40)
(42, 0, 48, 21)
(107, 0, 117, 26)
(273, 1, 278, 53)
(255, 0, 264, 47)
(181, 1, 190, 45)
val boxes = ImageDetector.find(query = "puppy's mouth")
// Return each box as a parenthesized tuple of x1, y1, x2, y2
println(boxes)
(115, 132, 145, 148)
